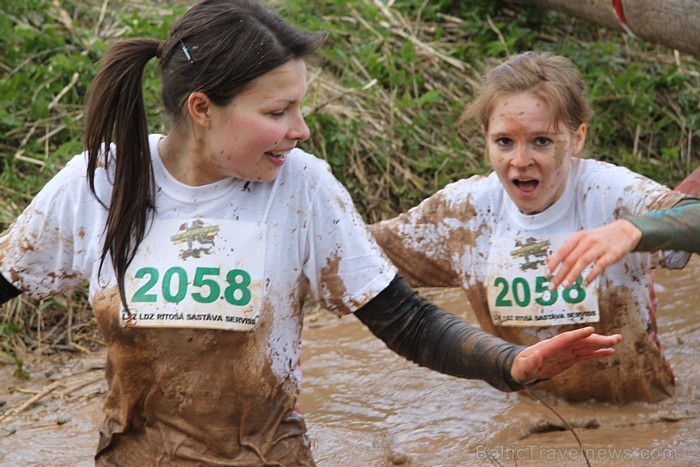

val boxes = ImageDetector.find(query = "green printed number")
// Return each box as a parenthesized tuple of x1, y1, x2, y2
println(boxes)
(562, 276, 586, 304)
(494, 275, 585, 307)
(132, 267, 158, 302)
(192, 267, 220, 304)
(162, 267, 187, 302)
(225, 269, 251, 306)
(493, 277, 511, 306)
(132, 266, 251, 306)
(535, 276, 557, 306)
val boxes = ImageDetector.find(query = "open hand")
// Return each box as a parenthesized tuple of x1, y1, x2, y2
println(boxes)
(545, 219, 642, 289)
(510, 326, 622, 384)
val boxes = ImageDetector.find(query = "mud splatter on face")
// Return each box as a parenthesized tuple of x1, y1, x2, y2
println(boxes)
(553, 140, 567, 165)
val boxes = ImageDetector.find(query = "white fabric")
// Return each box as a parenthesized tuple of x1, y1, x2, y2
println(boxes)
(383, 157, 685, 339)
(0, 134, 396, 377)
(372, 157, 685, 402)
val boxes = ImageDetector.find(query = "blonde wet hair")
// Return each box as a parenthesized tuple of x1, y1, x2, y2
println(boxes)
(460, 51, 592, 135)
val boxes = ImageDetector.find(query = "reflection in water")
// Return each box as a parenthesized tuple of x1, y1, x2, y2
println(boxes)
(1, 259, 698, 466)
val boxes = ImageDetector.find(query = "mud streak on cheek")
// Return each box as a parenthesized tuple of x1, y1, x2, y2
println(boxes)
(553, 140, 567, 165)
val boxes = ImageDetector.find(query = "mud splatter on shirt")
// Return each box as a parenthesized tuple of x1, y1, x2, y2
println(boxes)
(372, 158, 685, 403)
(0, 135, 396, 464)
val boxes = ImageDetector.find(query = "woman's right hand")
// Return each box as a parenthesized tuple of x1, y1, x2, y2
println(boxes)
(510, 326, 622, 384)
(544, 219, 642, 289)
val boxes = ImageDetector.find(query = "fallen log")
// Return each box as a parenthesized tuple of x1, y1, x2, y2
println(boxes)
(504, 0, 700, 57)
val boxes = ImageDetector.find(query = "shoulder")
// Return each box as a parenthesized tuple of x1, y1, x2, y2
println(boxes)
(278, 149, 343, 195)
(573, 158, 652, 185)
(572, 158, 682, 213)
(389, 171, 501, 224)
(283, 149, 333, 178)
(437, 171, 503, 211)
(570, 158, 642, 196)
(34, 151, 93, 203)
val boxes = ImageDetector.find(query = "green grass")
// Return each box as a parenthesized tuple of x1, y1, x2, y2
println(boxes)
(285, 0, 700, 218)
(1, 0, 698, 221)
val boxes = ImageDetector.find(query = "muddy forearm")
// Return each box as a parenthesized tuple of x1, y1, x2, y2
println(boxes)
(354, 275, 528, 392)
(627, 197, 700, 252)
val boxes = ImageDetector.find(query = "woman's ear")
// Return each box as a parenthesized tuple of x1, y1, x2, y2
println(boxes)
(186, 92, 213, 127)
(572, 123, 587, 155)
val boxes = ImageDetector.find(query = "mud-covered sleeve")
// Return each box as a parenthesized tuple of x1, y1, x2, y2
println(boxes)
(354, 274, 531, 392)
(369, 188, 464, 288)
(0, 155, 91, 299)
(627, 197, 700, 253)
(304, 160, 396, 316)
(591, 162, 690, 268)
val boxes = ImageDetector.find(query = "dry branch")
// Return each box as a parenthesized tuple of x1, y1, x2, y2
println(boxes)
(0, 381, 62, 423)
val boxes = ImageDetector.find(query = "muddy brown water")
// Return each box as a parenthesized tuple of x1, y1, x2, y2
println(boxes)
(1, 259, 699, 466)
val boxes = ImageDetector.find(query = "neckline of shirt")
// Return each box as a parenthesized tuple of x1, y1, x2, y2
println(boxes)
(502, 159, 577, 230)
(149, 134, 239, 203)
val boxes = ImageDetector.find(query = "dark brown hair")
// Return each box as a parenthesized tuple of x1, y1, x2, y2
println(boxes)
(460, 51, 592, 135)
(84, 0, 326, 314)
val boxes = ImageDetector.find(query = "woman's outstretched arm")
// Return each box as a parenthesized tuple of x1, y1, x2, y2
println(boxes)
(355, 275, 621, 391)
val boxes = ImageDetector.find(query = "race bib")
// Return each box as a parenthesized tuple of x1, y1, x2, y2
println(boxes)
(486, 234, 599, 327)
(121, 218, 266, 331)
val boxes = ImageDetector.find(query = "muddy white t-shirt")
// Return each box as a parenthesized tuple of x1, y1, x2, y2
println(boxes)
(372, 157, 686, 403)
(0, 135, 396, 464)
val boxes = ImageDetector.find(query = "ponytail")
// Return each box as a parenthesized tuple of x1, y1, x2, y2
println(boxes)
(84, 38, 159, 317)
(82, 0, 327, 318)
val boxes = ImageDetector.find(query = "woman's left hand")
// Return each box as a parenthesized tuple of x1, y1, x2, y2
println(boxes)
(545, 219, 642, 289)
(510, 326, 622, 384)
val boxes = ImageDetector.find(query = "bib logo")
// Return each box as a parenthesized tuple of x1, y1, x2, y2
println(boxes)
(170, 220, 221, 259)
(511, 237, 551, 271)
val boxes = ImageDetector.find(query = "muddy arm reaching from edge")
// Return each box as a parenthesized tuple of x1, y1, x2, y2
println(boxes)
(547, 197, 700, 288)
(627, 198, 700, 252)
(355, 275, 621, 391)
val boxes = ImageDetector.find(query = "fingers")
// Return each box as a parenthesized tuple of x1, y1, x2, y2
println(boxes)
(582, 258, 608, 286)
(546, 220, 642, 289)
(538, 328, 621, 354)
(567, 330, 622, 348)
(546, 235, 598, 289)
(522, 326, 595, 361)
(545, 237, 576, 277)
(512, 329, 622, 383)
(548, 325, 595, 346)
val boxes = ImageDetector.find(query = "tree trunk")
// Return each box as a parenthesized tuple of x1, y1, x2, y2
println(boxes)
(504, 0, 700, 57)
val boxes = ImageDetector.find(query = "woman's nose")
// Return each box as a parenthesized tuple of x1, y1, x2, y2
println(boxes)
(290, 112, 310, 141)
(511, 145, 532, 168)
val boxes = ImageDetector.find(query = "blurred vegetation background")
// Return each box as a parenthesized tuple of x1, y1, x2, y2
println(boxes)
(0, 0, 699, 368)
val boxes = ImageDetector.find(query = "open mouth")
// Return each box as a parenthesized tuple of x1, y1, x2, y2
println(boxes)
(513, 179, 539, 193)
(266, 151, 288, 160)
